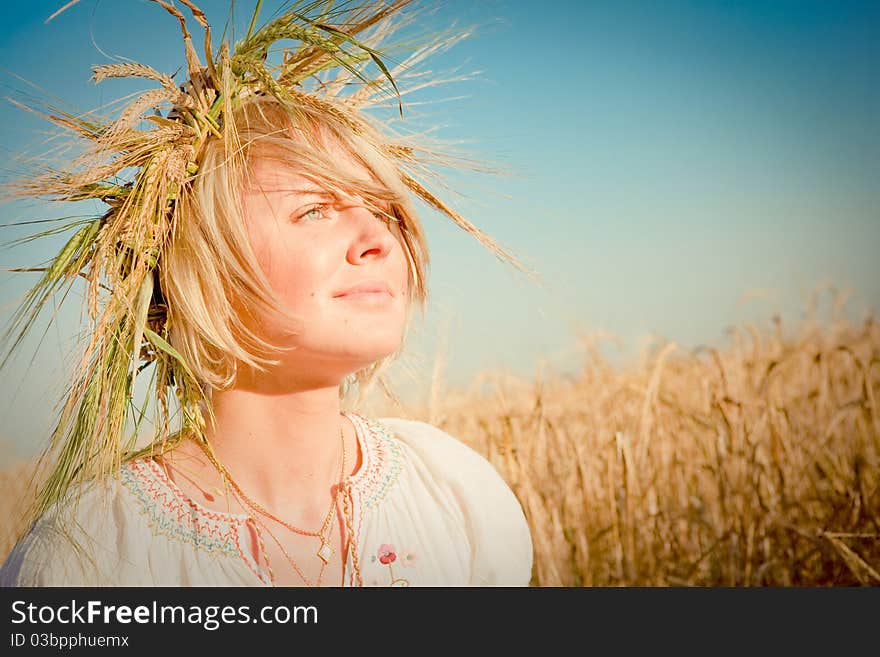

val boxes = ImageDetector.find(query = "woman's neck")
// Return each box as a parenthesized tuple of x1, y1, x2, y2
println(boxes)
(189, 379, 360, 522)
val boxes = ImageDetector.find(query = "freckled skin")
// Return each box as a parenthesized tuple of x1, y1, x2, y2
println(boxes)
(239, 152, 410, 386)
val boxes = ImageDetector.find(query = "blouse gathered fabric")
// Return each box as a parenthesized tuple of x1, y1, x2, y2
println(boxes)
(0, 413, 533, 587)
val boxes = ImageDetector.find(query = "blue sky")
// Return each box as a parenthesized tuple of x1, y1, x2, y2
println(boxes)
(1, 0, 878, 463)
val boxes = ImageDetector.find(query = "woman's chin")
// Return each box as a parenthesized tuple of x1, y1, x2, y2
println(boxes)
(280, 337, 404, 371)
(348, 340, 404, 365)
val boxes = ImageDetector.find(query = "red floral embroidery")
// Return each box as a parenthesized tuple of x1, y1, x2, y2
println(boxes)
(370, 543, 412, 586)
(378, 544, 397, 565)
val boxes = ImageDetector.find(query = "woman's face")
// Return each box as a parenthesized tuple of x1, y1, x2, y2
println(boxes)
(239, 146, 410, 385)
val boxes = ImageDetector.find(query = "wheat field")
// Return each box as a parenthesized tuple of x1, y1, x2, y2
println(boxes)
(2, 291, 878, 585)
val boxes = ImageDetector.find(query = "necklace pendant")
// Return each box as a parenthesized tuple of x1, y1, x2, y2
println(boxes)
(317, 540, 333, 564)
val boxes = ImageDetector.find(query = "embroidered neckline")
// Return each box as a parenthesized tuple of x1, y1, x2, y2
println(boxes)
(351, 414, 404, 510)
(119, 459, 247, 554)
(118, 412, 404, 567)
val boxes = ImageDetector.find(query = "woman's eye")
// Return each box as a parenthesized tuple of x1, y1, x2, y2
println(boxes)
(299, 204, 328, 221)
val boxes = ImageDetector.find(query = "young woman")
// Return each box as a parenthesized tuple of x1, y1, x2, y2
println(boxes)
(0, 0, 533, 587)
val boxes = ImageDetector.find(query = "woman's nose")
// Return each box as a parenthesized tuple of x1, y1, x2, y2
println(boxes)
(343, 196, 396, 262)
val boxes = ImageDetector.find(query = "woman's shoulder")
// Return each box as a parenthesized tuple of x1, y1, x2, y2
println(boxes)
(375, 416, 504, 483)
(371, 416, 534, 585)
(0, 464, 146, 587)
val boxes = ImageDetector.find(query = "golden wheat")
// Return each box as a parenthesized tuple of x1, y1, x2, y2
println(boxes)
(395, 294, 879, 586)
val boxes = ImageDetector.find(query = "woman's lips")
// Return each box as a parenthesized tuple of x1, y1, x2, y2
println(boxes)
(332, 279, 393, 297)
(335, 290, 394, 304)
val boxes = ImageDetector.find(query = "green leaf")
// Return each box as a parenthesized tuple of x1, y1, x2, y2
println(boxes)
(143, 328, 196, 380)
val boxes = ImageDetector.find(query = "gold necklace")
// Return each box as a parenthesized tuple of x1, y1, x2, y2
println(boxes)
(339, 479, 364, 587)
(251, 513, 329, 587)
(195, 423, 346, 564)
(241, 429, 345, 564)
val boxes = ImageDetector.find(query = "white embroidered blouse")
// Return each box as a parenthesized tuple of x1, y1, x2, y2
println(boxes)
(0, 413, 533, 587)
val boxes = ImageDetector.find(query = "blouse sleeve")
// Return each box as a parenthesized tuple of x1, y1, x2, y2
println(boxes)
(0, 517, 104, 587)
(378, 417, 534, 586)
(0, 479, 130, 587)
